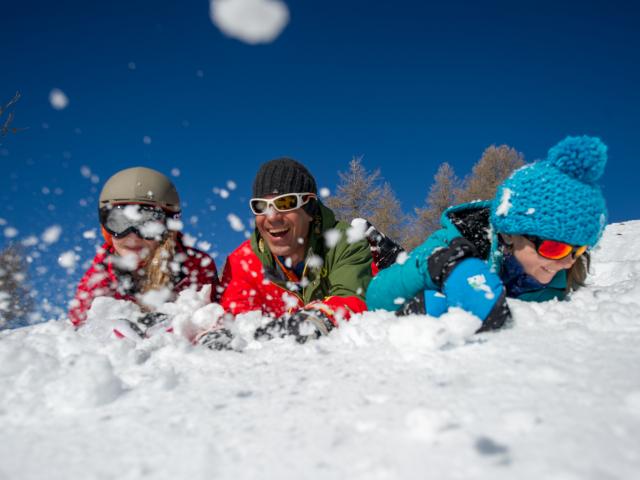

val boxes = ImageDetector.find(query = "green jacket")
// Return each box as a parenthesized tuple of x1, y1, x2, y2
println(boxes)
(219, 202, 373, 318)
(250, 202, 373, 304)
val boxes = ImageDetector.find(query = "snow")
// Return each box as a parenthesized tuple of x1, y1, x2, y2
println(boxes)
(226, 213, 245, 232)
(139, 287, 172, 310)
(42, 225, 62, 244)
(466, 274, 495, 300)
(48, 88, 69, 110)
(395, 251, 409, 265)
(213, 187, 231, 199)
(209, 0, 290, 45)
(197, 240, 211, 252)
(166, 218, 184, 232)
(3, 226, 18, 238)
(21, 235, 38, 247)
(138, 221, 166, 239)
(496, 188, 513, 216)
(110, 253, 138, 271)
(143, 135, 152, 144)
(324, 228, 342, 248)
(57, 250, 79, 270)
(181, 233, 197, 248)
(1, 221, 640, 479)
(319, 187, 331, 198)
(347, 217, 368, 243)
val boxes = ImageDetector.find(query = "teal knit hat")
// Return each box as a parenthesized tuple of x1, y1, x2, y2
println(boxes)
(491, 135, 608, 247)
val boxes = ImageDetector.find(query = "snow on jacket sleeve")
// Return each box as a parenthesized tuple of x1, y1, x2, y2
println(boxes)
(307, 231, 373, 321)
(366, 228, 451, 311)
(176, 245, 221, 302)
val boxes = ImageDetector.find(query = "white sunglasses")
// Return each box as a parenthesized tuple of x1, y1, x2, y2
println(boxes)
(249, 193, 316, 215)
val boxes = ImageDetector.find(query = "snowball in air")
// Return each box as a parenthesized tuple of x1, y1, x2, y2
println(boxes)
(42, 225, 62, 244)
(227, 214, 245, 232)
(209, 0, 290, 45)
(58, 251, 79, 270)
(49, 88, 69, 110)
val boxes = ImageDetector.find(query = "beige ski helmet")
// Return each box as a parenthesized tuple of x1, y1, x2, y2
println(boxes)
(99, 167, 180, 213)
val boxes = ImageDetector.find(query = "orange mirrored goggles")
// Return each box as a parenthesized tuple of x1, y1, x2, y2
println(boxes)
(249, 193, 316, 215)
(523, 235, 587, 260)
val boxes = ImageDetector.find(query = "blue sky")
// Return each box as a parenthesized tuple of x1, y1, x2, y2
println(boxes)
(1, 0, 639, 317)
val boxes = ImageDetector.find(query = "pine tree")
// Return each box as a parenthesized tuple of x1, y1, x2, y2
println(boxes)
(0, 245, 32, 330)
(455, 145, 525, 204)
(405, 162, 460, 250)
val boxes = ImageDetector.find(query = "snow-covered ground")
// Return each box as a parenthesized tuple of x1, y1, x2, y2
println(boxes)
(1, 221, 639, 480)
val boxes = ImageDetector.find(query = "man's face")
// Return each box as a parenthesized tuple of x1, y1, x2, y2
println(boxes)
(255, 194, 313, 264)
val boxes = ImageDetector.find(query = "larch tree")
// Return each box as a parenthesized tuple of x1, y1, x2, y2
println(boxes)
(405, 162, 460, 250)
(326, 156, 383, 222)
(455, 145, 525, 204)
(327, 156, 407, 246)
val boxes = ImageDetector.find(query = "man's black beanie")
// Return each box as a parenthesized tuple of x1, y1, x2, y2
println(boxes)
(252, 157, 318, 198)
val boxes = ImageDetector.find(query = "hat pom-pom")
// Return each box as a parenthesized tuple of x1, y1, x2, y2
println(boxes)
(547, 135, 607, 183)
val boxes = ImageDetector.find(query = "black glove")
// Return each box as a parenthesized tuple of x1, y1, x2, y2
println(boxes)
(197, 328, 235, 351)
(254, 309, 334, 344)
(363, 220, 405, 270)
(112, 312, 170, 339)
(138, 312, 169, 328)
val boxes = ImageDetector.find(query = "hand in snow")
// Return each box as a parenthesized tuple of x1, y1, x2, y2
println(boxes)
(423, 289, 449, 317)
(442, 258, 510, 331)
(254, 309, 334, 344)
(112, 312, 171, 340)
(197, 328, 235, 351)
(137, 312, 171, 333)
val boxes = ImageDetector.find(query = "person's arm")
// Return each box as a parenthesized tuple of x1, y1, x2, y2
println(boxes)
(313, 235, 373, 322)
(218, 252, 264, 315)
(68, 263, 111, 326)
(366, 228, 450, 311)
(177, 248, 221, 301)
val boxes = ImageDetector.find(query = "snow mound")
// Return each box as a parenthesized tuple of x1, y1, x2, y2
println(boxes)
(1, 221, 640, 479)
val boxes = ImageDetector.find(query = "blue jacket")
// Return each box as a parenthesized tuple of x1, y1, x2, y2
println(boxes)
(366, 201, 567, 312)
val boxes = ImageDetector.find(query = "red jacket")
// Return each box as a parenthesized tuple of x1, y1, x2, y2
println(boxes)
(220, 235, 371, 325)
(69, 237, 219, 326)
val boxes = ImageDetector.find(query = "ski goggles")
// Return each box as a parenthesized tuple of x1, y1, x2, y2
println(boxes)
(249, 193, 316, 215)
(523, 235, 588, 260)
(99, 204, 174, 240)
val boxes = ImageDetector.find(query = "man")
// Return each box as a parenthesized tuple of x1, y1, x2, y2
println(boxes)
(203, 157, 374, 347)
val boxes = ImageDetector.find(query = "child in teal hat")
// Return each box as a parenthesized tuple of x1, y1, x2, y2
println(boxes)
(366, 135, 608, 331)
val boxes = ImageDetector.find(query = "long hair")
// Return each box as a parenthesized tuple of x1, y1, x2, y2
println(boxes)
(566, 252, 590, 293)
(140, 232, 177, 294)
